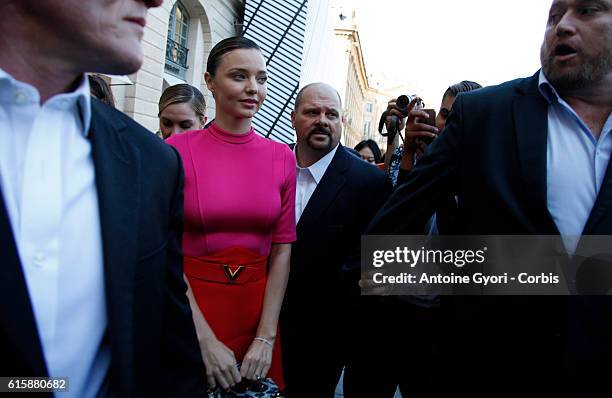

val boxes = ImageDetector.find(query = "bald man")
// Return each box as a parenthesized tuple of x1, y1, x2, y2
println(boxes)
(281, 83, 391, 397)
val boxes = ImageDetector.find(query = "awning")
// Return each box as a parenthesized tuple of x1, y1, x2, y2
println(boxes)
(163, 73, 187, 87)
(101, 74, 134, 85)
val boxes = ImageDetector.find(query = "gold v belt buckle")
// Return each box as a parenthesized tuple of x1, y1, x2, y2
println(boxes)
(222, 264, 245, 283)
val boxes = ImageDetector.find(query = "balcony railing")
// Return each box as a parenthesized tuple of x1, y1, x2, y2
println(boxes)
(165, 37, 189, 72)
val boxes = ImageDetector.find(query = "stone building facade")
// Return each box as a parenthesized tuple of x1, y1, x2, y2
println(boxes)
(333, 14, 370, 149)
(105, 0, 244, 133)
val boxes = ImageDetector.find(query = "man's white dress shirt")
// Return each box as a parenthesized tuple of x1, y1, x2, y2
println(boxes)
(295, 144, 339, 222)
(0, 70, 109, 397)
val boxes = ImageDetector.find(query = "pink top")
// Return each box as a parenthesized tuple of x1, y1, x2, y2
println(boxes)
(167, 122, 296, 258)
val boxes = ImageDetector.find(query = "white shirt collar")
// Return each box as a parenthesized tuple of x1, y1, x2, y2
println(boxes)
(0, 68, 92, 135)
(295, 144, 339, 184)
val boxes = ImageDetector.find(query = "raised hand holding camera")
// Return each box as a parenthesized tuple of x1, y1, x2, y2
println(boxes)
(378, 96, 412, 141)
(404, 97, 438, 151)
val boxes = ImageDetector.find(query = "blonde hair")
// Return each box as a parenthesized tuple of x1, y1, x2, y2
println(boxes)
(158, 84, 206, 119)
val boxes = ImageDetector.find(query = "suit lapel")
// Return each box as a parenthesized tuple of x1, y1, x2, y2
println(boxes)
(297, 146, 349, 233)
(0, 193, 48, 376)
(89, 100, 140, 395)
(513, 73, 559, 234)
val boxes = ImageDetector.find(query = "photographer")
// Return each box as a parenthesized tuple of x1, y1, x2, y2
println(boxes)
(383, 82, 482, 234)
(381, 95, 431, 180)
(384, 82, 482, 183)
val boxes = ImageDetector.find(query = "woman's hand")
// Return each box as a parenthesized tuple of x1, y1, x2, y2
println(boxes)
(240, 338, 273, 381)
(403, 104, 439, 155)
(383, 98, 408, 135)
(200, 337, 242, 390)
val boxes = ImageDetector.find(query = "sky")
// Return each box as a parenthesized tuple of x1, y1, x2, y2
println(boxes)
(346, 0, 553, 107)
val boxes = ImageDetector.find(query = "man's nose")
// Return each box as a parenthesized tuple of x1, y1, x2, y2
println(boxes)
(555, 11, 578, 37)
(315, 113, 329, 126)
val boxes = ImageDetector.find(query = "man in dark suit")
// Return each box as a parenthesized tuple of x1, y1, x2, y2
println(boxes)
(0, 1, 206, 396)
(280, 83, 391, 397)
(366, 0, 611, 396)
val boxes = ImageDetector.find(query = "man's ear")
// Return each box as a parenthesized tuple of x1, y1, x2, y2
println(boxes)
(290, 110, 296, 129)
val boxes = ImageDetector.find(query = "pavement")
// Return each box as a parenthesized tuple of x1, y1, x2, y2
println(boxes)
(334, 368, 402, 398)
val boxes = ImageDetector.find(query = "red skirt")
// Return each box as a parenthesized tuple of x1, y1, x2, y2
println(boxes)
(184, 247, 284, 390)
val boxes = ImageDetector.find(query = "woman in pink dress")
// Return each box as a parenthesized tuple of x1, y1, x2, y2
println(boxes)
(166, 37, 295, 393)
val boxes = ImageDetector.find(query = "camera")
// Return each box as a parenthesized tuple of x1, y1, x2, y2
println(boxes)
(395, 95, 412, 117)
(378, 94, 415, 137)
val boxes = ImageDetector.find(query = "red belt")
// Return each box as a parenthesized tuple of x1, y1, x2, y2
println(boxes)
(184, 247, 267, 285)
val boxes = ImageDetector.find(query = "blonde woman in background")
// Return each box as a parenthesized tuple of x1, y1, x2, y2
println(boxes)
(158, 84, 207, 139)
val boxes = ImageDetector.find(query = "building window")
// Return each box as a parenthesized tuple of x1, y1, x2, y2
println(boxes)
(365, 102, 373, 113)
(363, 121, 371, 135)
(165, 1, 190, 79)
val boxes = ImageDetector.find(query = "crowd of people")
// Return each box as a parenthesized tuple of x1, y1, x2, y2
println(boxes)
(0, 0, 611, 397)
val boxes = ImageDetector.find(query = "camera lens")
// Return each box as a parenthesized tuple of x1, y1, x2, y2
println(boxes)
(396, 95, 410, 111)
